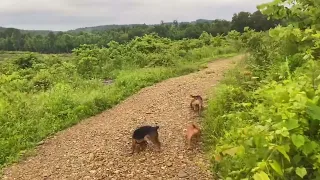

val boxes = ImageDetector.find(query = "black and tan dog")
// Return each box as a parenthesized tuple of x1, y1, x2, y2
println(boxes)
(131, 125, 161, 154)
(190, 95, 203, 115)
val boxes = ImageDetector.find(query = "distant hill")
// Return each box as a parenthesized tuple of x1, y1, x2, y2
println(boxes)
(67, 19, 214, 33)
(193, 19, 214, 23)
(67, 24, 141, 33)
(0, 19, 214, 35)
(0, 26, 58, 36)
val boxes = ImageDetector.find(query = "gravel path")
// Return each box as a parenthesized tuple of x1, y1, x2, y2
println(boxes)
(3, 55, 243, 180)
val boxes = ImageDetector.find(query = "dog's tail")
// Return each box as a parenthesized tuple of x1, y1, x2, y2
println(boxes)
(190, 95, 202, 100)
(190, 95, 200, 100)
(190, 95, 197, 98)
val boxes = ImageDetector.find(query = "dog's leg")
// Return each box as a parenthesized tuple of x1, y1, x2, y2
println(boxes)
(146, 134, 161, 152)
(139, 140, 148, 151)
(131, 139, 137, 154)
(136, 139, 146, 153)
(198, 105, 202, 115)
(186, 134, 193, 150)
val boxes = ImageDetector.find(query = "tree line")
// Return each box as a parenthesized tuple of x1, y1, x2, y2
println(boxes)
(0, 10, 282, 53)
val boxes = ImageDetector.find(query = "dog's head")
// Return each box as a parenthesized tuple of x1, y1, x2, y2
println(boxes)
(149, 126, 161, 149)
(187, 123, 199, 132)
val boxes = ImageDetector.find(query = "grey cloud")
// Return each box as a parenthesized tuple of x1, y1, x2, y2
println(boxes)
(65, 0, 143, 8)
(0, 0, 272, 31)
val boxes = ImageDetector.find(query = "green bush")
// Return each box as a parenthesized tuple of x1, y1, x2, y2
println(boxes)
(204, 1, 320, 179)
(0, 32, 238, 169)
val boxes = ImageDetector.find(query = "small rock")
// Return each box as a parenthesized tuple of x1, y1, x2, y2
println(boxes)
(178, 170, 188, 178)
(89, 153, 95, 161)
(114, 170, 120, 174)
(122, 167, 128, 172)
(205, 70, 215, 74)
(90, 170, 97, 174)
(166, 162, 173, 167)
(152, 160, 156, 164)
(37, 141, 45, 145)
(83, 176, 91, 180)
(151, 167, 157, 172)
(161, 166, 166, 170)
(146, 174, 154, 178)
(126, 173, 134, 178)
(43, 172, 50, 178)
(178, 155, 184, 159)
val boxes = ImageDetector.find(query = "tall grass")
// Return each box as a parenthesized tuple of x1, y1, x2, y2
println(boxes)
(0, 33, 238, 170)
(203, 28, 320, 179)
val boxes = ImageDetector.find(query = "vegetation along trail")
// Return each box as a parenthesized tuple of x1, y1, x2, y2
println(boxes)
(3, 55, 244, 180)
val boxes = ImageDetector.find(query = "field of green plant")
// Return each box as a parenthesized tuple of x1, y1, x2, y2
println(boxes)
(0, 33, 238, 169)
(204, 0, 320, 179)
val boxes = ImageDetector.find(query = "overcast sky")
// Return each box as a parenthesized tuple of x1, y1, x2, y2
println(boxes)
(0, 0, 272, 31)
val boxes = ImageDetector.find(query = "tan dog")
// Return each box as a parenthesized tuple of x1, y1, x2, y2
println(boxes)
(190, 95, 203, 115)
(185, 123, 201, 149)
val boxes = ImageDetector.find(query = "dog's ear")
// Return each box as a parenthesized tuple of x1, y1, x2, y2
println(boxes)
(192, 124, 200, 130)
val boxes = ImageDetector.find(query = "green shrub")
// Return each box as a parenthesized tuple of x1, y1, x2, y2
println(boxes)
(204, 1, 320, 178)
(0, 33, 239, 169)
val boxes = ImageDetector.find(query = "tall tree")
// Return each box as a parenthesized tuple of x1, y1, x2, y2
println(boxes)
(231, 12, 252, 33)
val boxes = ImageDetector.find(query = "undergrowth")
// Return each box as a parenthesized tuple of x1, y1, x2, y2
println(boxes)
(204, 1, 320, 179)
(0, 32, 238, 170)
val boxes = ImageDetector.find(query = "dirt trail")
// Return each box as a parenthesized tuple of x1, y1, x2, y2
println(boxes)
(3, 55, 244, 180)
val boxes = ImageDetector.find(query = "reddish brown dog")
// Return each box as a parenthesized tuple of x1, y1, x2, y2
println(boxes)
(185, 123, 201, 149)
